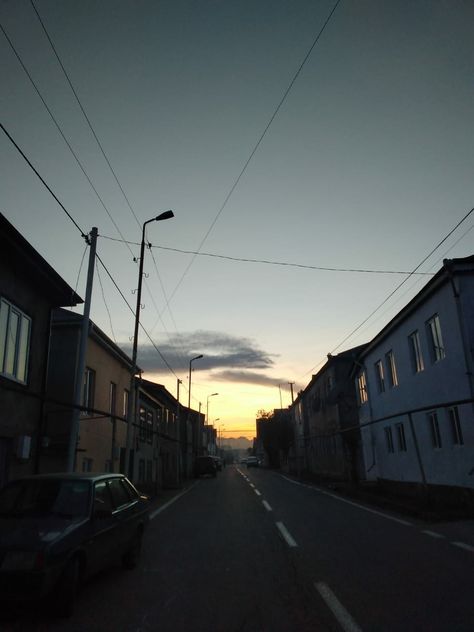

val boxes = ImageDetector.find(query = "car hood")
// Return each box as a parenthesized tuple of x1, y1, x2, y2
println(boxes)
(0, 516, 86, 549)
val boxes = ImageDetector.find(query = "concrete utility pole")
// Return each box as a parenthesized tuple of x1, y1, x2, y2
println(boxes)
(67, 227, 98, 472)
(176, 378, 182, 486)
(288, 382, 295, 404)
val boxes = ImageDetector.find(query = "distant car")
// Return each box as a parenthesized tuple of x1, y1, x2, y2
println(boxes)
(246, 457, 259, 468)
(240, 457, 248, 465)
(194, 456, 217, 478)
(0, 473, 149, 617)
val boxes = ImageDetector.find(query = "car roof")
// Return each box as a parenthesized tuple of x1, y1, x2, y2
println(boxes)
(10, 472, 127, 484)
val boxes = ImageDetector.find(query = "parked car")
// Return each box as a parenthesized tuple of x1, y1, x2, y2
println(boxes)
(0, 473, 149, 616)
(194, 456, 217, 478)
(246, 456, 259, 468)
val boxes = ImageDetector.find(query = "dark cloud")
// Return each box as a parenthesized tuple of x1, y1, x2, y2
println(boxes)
(210, 369, 287, 387)
(124, 330, 277, 374)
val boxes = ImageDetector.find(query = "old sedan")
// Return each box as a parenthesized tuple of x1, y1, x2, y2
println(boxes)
(0, 472, 149, 616)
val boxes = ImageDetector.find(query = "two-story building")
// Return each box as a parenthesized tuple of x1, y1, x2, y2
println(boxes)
(44, 309, 133, 475)
(355, 256, 474, 502)
(297, 345, 367, 483)
(0, 213, 81, 488)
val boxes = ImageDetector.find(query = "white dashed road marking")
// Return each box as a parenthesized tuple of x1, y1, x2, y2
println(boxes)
(276, 521, 298, 548)
(452, 542, 474, 553)
(254, 489, 262, 496)
(422, 530, 445, 539)
(262, 500, 273, 512)
(315, 582, 363, 632)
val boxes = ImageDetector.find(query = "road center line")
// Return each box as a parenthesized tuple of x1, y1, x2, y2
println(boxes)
(262, 500, 273, 512)
(422, 530, 445, 539)
(452, 542, 474, 553)
(315, 582, 363, 632)
(275, 521, 298, 548)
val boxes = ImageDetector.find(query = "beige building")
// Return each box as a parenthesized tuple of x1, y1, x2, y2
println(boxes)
(44, 309, 133, 474)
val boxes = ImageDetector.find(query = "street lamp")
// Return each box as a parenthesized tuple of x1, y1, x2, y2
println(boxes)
(206, 392, 218, 425)
(125, 210, 174, 477)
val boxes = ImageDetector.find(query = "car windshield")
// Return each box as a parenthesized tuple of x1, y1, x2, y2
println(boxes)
(0, 479, 91, 519)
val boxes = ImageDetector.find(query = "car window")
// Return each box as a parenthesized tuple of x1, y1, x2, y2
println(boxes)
(108, 478, 132, 509)
(122, 478, 139, 500)
(0, 479, 90, 518)
(94, 481, 113, 513)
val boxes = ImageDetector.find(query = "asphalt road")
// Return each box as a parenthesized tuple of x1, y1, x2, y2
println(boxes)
(3, 466, 474, 631)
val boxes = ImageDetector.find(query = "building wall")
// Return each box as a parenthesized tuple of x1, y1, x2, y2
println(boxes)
(0, 265, 53, 483)
(358, 279, 474, 488)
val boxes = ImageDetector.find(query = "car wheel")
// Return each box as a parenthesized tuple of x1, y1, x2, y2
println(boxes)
(54, 556, 80, 618)
(122, 530, 143, 570)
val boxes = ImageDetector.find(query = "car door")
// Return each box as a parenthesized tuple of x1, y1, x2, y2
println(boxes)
(107, 478, 141, 555)
(85, 480, 119, 576)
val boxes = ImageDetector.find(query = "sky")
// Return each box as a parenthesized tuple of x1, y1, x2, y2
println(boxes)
(1, 0, 474, 439)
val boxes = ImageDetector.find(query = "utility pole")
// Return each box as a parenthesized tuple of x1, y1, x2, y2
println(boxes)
(176, 378, 182, 486)
(67, 227, 97, 472)
(288, 382, 295, 404)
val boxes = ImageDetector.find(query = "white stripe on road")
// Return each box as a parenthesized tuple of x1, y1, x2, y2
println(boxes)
(281, 475, 412, 527)
(452, 542, 474, 553)
(150, 483, 197, 520)
(262, 500, 273, 512)
(249, 483, 255, 488)
(422, 530, 445, 539)
(315, 582, 363, 632)
(276, 521, 298, 548)
(254, 489, 262, 496)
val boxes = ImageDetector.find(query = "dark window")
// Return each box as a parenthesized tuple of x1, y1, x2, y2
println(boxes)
(448, 407, 464, 445)
(94, 481, 113, 513)
(395, 423, 407, 451)
(385, 427, 394, 453)
(374, 361, 385, 393)
(109, 382, 117, 416)
(408, 331, 424, 373)
(82, 368, 95, 414)
(428, 411, 442, 448)
(426, 314, 445, 362)
(108, 478, 132, 508)
(385, 351, 398, 387)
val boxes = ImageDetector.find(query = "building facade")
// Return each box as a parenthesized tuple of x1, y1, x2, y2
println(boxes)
(0, 214, 81, 488)
(355, 257, 474, 493)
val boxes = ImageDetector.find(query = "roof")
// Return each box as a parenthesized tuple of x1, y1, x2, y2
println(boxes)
(0, 212, 83, 307)
(359, 255, 474, 359)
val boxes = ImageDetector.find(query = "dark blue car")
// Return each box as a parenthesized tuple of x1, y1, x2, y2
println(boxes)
(0, 472, 149, 616)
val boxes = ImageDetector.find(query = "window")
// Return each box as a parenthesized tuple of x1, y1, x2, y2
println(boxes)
(94, 480, 113, 513)
(146, 410, 153, 444)
(82, 457, 93, 472)
(138, 459, 145, 483)
(428, 411, 442, 448)
(357, 371, 368, 404)
(408, 331, 424, 373)
(385, 351, 398, 387)
(448, 407, 464, 445)
(426, 314, 445, 362)
(374, 360, 385, 393)
(109, 382, 117, 416)
(123, 389, 129, 419)
(395, 423, 407, 451)
(146, 460, 153, 482)
(108, 478, 131, 508)
(139, 407, 146, 442)
(0, 298, 31, 383)
(384, 427, 394, 453)
(82, 368, 95, 414)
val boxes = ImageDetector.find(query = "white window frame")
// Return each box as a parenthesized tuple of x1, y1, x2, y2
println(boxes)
(0, 298, 31, 384)
(374, 360, 385, 393)
(395, 423, 407, 452)
(385, 350, 398, 387)
(409, 331, 424, 373)
(426, 314, 445, 362)
(357, 371, 368, 404)
(385, 427, 394, 453)
(428, 411, 442, 449)
(447, 407, 464, 446)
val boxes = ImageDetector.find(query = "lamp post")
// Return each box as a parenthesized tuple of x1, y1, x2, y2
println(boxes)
(124, 210, 174, 478)
(185, 354, 203, 474)
(206, 392, 218, 425)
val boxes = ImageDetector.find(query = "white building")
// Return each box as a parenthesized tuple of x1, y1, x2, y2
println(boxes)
(355, 256, 474, 492)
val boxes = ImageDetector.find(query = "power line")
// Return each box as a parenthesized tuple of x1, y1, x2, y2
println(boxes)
(304, 205, 474, 376)
(0, 20, 135, 257)
(162, 0, 343, 306)
(1, 122, 86, 238)
(99, 234, 433, 276)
